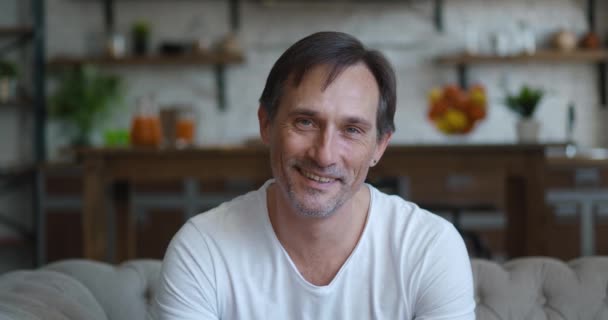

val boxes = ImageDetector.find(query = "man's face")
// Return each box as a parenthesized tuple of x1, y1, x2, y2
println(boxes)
(259, 63, 391, 218)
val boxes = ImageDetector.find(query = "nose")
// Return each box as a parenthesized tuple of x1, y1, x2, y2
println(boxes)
(308, 128, 338, 168)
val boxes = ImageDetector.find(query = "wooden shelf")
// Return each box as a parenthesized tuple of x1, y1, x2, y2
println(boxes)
(0, 26, 33, 37)
(437, 49, 608, 107)
(48, 52, 245, 67)
(437, 50, 608, 65)
(0, 164, 36, 178)
(48, 52, 246, 111)
(0, 98, 32, 109)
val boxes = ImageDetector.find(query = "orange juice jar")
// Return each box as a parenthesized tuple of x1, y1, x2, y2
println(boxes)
(130, 96, 162, 147)
(176, 105, 196, 147)
(176, 119, 195, 144)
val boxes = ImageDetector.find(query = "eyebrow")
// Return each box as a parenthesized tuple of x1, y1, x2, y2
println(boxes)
(287, 108, 317, 118)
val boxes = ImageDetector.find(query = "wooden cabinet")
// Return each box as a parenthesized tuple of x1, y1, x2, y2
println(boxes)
(407, 169, 505, 209)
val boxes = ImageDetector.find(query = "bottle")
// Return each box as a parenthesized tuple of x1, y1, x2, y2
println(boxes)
(565, 102, 576, 158)
(518, 21, 536, 55)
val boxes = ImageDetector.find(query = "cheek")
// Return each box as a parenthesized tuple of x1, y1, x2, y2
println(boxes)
(280, 129, 313, 152)
(270, 130, 306, 165)
(342, 139, 375, 165)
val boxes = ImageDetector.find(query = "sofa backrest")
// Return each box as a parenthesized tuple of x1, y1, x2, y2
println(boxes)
(471, 257, 608, 319)
(0, 269, 107, 319)
(1, 257, 607, 319)
(45, 259, 161, 320)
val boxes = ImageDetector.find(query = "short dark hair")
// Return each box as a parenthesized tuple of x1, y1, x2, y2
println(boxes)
(259, 31, 396, 138)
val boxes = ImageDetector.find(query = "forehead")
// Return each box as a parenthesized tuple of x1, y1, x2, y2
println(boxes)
(281, 63, 380, 119)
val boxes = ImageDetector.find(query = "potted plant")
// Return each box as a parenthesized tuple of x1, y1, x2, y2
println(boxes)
(504, 85, 544, 143)
(49, 65, 124, 146)
(131, 20, 151, 56)
(0, 60, 18, 103)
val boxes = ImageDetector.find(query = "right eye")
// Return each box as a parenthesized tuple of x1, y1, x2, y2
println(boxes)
(295, 118, 314, 128)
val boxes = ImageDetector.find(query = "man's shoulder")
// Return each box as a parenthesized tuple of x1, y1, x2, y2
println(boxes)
(369, 185, 453, 246)
(370, 185, 450, 229)
(189, 185, 267, 231)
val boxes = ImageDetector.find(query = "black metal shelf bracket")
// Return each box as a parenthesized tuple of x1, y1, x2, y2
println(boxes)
(587, 0, 606, 108)
(215, 0, 240, 112)
(587, 0, 596, 32)
(230, 0, 240, 32)
(457, 64, 468, 89)
(598, 62, 606, 107)
(215, 65, 227, 111)
(434, 0, 443, 32)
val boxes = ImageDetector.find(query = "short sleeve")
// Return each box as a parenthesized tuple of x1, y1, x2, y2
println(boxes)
(413, 224, 476, 320)
(151, 222, 219, 320)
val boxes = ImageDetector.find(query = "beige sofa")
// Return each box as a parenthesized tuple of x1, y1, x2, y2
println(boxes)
(0, 257, 606, 319)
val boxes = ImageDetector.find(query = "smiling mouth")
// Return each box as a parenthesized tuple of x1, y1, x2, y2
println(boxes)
(298, 168, 337, 184)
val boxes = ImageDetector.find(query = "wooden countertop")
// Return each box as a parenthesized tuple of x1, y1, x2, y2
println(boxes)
(546, 147, 608, 167)
(77, 143, 553, 156)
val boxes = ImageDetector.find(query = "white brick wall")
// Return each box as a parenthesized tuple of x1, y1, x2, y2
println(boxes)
(37, 0, 608, 153)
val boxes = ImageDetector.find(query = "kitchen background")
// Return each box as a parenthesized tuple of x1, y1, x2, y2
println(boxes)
(1, 0, 607, 271)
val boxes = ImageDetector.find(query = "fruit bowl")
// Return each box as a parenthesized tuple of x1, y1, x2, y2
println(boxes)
(427, 84, 487, 135)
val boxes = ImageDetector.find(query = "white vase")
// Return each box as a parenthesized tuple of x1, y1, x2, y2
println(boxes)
(516, 118, 540, 143)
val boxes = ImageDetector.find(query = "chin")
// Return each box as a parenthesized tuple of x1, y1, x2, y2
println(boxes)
(288, 190, 344, 218)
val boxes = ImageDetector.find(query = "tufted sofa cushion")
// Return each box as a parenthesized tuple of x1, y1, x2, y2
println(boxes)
(0, 269, 107, 319)
(472, 257, 608, 319)
(44, 259, 161, 320)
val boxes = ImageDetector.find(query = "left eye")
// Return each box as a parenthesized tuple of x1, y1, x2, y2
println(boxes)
(345, 127, 362, 134)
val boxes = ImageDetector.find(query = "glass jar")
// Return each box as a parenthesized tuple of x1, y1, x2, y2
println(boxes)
(176, 105, 196, 148)
(130, 96, 162, 147)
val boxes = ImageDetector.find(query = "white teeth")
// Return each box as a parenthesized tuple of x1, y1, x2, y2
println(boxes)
(301, 170, 334, 183)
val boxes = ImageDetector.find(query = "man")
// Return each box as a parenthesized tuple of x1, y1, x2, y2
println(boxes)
(153, 31, 475, 319)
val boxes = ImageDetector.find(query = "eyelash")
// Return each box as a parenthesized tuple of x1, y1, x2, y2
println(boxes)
(345, 126, 363, 135)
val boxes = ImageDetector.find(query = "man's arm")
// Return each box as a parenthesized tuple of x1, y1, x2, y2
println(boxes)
(151, 222, 219, 320)
(413, 224, 476, 320)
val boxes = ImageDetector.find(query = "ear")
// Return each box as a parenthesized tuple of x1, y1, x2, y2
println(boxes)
(258, 104, 271, 145)
(370, 132, 392, 167)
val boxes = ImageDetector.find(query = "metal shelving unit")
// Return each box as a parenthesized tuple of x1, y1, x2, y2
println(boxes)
(0, 0, 46, 267)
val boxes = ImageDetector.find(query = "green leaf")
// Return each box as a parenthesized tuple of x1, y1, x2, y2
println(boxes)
(503, 85, 544, 118)
(48, 66, 124, 144)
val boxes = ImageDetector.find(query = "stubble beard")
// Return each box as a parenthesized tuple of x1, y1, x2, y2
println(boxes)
(282, 159, 350, 218)
(286, 184, 346, 218)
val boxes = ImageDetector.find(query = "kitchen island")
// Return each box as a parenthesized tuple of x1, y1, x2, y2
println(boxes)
(80, 144, 549, 262)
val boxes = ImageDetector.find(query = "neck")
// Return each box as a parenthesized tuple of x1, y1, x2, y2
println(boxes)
(267, 183, 370, 261)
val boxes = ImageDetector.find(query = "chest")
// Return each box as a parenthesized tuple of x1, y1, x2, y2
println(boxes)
(292, 256, 347, 286)
(215, 247, 412, 320)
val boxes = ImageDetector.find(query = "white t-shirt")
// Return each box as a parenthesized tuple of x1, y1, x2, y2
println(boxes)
(153, 180, 475, 320)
